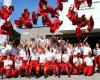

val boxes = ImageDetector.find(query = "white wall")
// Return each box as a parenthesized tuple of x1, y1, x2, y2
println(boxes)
(59, 0, 100, 31)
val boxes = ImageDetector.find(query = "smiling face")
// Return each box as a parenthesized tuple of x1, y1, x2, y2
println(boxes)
(96, 43, 99, 48)
(2, 41, 7, 47)
(85, 42, 89, 47)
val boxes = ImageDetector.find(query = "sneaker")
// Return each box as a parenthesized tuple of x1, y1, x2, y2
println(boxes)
(58, 75, 60, 78)
(68, 74, 71, 77)
(18, 75, 21, 78)
(44, 75, 48, 78)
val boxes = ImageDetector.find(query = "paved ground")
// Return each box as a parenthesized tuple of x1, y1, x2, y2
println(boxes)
(1, 73, 100, 80)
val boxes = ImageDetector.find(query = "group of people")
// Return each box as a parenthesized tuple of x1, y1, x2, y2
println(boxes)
(0, 37, 100, 79)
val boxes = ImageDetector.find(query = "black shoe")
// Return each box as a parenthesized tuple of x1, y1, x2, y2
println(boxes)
(0, 76, 3, 79)
(36, 75, 39, 78)
(84, 74, 87, 76)
(58, 75, 60, 78)
(68, 74, 71, 77)
(44, 75, 48, 78)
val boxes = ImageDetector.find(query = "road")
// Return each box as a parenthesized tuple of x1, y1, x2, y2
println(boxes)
(1, 73, 100, 80)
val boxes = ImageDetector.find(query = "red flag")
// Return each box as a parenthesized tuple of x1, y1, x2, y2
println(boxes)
(14, 19, 23, 28)
(86, 15, 94, 33)
(47, 6, 54, 13)
(87, 0, 92, 7)
(53, 18, 62, 29)
(39, 0, 47, 9)
(42, 16, 47, 25)
(60, 0, 68, 2)
(1, 21, 13, 35)
(46, 17, 53, 28)
(25, 22, 33, 28)
(37, 8, 48, 16)
(74, 0, 81, 10)
(67, 7, 73, 19)
(0, 29, 9, 35)
(50, 18, 62, 33)
(50, 27, 56, 33)
(0, 5, 10, 20)
(71, 12, 78, 22)
(21, 9, 30, 24)
(8, 5, 14, 15)
(57, 0, 63, 11)
(32, 12, 38, 25)
(76, 27, 82, 42)
(78, 21, 87, 29)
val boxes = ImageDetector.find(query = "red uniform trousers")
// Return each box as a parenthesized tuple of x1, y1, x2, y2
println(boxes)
(59, 63, 64, 74)
(94, 55, 100, 71)
(22, 60, 29, 76)
(52, 62, 59, 75)
(83, 55, 88, 60)
(35, 63, 40, 76)
(29, 60, 38, 74)
(44, 61, 52, 75)
(64, 62, 73, 74)
(12, 68, 23, 76)
(73, 63, 84, 75)
(10, 55, 15, 69)
(1, 68, 12, 77)
(12, 68, 20, 76)
(83, 65, 93, 76)
(35, 62, 50, 75)
(52, 62, 63, 75)
(69, 55, 73, 64)
(10, 55, 15, 61)
(0, 61, 4, 75)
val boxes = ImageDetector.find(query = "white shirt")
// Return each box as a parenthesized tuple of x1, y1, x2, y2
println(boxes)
(62, 53, 70, 63)
(30, 52, 39, 60)
(83, 46, 92, 55)
(18, 49, 24, 57)
(84, 57, 94, 66)
(0, 46, 10, 56)
(4, 59, 13, 69)
(45, 52, 54, 61)
(67, 47, 73, 56)
(52, 48, 56, 54)
(39, 54, 46, 64)
(20, 50, 30, 60)
(6, 45, 12, 51)
(73, 47, 81, 55)
(54, 53, 62, 62)
(11, 47, 19, 56)
(93, 48, 100, 56)
(15, 60, 22, 69)
(73, 57, 83, 64)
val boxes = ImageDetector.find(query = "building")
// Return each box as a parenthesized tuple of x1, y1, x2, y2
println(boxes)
(20, 26, 63, 43)
(20, 0, 100, 48)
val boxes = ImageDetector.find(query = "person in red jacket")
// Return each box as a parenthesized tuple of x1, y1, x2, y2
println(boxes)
(93, 43, 100, 72)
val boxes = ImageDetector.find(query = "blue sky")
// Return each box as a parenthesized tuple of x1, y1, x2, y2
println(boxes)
(0, 0, 57, 27)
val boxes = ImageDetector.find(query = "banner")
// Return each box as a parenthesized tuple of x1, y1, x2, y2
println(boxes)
(0, 0, 12, 27)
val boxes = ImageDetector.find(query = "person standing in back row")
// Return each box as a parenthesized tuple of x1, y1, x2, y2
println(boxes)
(93, 43, 100, 72)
